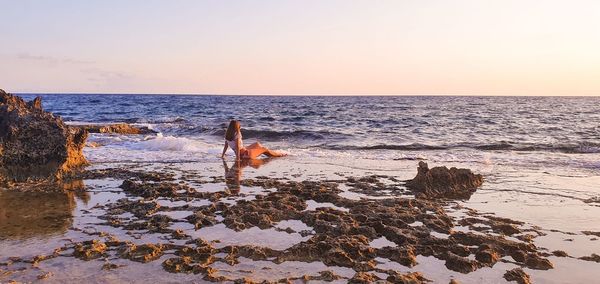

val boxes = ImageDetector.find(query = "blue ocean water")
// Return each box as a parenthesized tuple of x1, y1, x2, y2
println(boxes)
(20, 94, 600, 154)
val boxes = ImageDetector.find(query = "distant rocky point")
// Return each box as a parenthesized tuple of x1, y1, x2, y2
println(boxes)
(0, 89, 88, 184)
(75, 123, 156, 135)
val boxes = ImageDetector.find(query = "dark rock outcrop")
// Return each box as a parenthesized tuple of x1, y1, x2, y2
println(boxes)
(580, 253, 600, 263)
(75, 123, 156, 135)
(0, 89, 88, 183)
(503, 268, 531, 284)
(406, 161, 483, 199)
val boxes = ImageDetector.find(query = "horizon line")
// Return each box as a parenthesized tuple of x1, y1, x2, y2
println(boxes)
(11, 92, 600, 97)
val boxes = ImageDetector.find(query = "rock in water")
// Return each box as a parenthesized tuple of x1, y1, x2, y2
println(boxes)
(75, 123, 156, 135)
(406, 161, 483, 199)
(0, 89, 88, 183)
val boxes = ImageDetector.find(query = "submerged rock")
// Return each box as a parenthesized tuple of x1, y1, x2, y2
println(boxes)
(75, 123, 156, 135)
(73, 240, 107, 260)
(119, 243, 165, 263)
(551, 250, 568, 257)
(406, 161, 483, 199)
(579, 253, 600, 263)
(0, 90, 88, 183)
(349, 272, 380, 283)
(386, 271, 428, 284)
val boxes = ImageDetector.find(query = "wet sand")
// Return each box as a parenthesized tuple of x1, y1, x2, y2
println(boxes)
(1, 156, 599, 283)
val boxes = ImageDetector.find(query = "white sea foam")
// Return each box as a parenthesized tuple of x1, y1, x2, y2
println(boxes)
(84, 134, 222, 163)
(129, 133, 213, 152)
(65, 121, 100, 126)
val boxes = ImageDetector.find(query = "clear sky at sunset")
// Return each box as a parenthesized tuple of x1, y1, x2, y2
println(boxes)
(1, 0, 599, 95)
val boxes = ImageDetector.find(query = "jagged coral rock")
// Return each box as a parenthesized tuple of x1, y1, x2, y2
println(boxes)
(73, 240, 107, 260)
(0, 90, 87, 183)
(119, 243, 165, 263)
(406, 161, 483, 199)
(75, 123, 156, 135)
(504, 268, 531, 284)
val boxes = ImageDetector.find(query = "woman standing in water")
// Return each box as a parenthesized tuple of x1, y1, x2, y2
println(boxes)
(220, 120, 286, 160)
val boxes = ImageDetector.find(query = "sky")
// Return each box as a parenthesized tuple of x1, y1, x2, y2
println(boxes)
(1, 0, 600, 95)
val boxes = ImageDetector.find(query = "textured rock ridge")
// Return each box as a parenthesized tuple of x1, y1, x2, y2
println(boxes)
(406, 161, 483, 199)
(75, 123, 156, 135)
(0, 89, 88, 183)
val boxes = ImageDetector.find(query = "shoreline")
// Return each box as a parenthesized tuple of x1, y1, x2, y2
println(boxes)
(2, 158, 599, 283)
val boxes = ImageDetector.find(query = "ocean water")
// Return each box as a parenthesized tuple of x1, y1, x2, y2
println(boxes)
(19, 94, 600, 170)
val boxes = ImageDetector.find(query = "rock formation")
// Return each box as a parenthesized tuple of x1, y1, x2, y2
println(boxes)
(75, 123, 156, 135)
(406, 161, 483, 199)
(0, 89, 88, 183)
(503, 268, 531, 284)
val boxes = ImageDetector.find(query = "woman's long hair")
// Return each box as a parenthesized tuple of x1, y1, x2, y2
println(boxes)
(225, 120, 240, 141)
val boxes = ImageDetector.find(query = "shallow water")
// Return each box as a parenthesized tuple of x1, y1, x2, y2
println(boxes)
(1, 158, 599, 283)
(19, 94, 600, 166)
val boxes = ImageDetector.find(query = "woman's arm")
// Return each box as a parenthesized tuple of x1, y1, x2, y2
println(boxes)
(221, 142, 228, 158)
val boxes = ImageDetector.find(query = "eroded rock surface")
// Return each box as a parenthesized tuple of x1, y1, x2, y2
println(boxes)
(73, 240, 107, 260)
(92, 174, 550, 278)
(0, 90, 87, 183)
(75, 123, 156, 135)
(406, 161, 483, 199)
(3, 167, 556, 283)
(503, 268, 531, 284)
(579, 253, 600, 263)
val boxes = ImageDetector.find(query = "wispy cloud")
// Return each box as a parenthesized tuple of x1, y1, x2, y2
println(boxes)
(16, 53, 95, 65)
(82, 67, 133, 81)
(81, 67, 137, 90)
(14, 52, 137, 89)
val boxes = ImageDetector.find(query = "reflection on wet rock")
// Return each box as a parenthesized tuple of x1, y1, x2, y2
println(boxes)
(0, 184, 88, 240)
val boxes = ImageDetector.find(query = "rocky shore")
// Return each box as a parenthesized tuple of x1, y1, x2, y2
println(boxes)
(1, 92, 594, 283)
(0, 90, 87, 184)
(0, 91, 162, 185)
(1, 158, 560, 283)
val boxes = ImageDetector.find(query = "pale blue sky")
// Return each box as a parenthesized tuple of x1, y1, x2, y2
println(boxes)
(1, 0, 600, 95)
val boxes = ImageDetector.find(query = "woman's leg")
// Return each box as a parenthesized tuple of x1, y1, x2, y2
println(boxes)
(243, 147, 266, 159)
(244, 142, 285, 158)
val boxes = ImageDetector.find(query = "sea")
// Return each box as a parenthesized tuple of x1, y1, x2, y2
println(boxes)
(19, 94, 600, 165)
